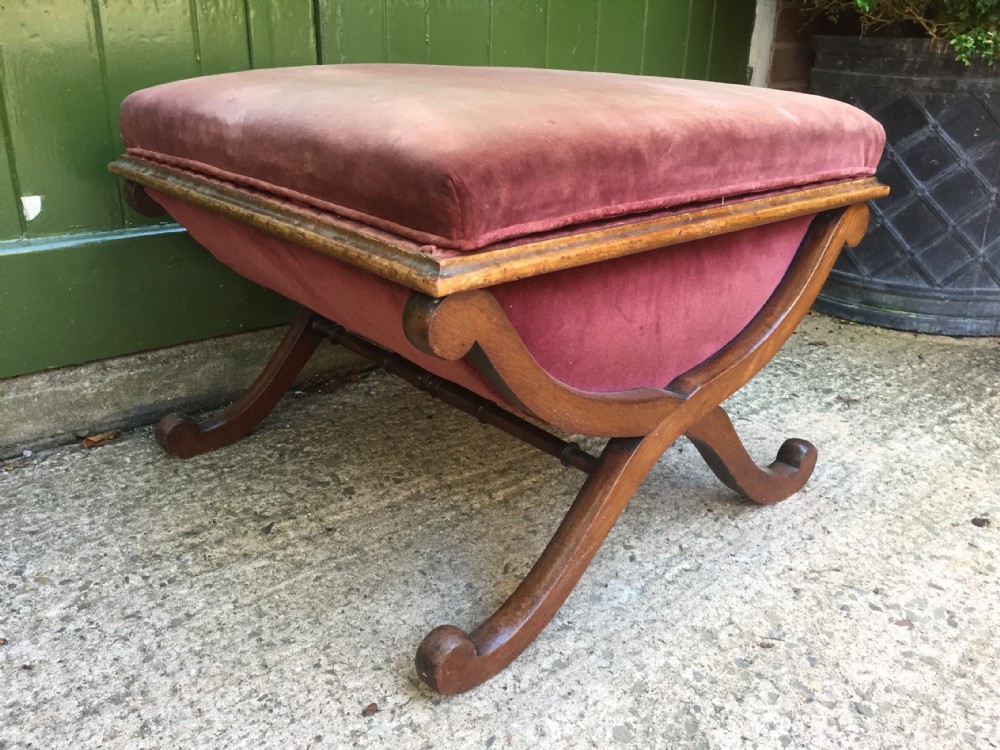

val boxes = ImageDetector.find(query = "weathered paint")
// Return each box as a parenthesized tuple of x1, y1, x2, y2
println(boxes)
(0, 72, 22, 240)
(0, 0, 121, 237)
(246, 0, 318, 68)
(0, 0, 755, 378)
(19, 196, 41, 222)
(643, 0, 691, 77)
(710, 0, 756, 84)
(597, 0, 647, 74)
(386, 0, 428, 64)
(97, 0, 199, 229)
(0, 229, 298, 380)
(427, 0, 491, 66)
(491, 0, 547, 68)
(546, 0, 601, 71)
(685, 0, 718, 79)
(328, 0, 388, 63)
(194, 1, 253, 75)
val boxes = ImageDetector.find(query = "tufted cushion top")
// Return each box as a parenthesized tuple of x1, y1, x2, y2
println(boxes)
(121, 64, 885, 253)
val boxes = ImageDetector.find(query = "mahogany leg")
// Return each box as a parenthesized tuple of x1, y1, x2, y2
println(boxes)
(155, 310, 326, 458)
(683, 405, 817, 505)
(415, 432, 679, 695)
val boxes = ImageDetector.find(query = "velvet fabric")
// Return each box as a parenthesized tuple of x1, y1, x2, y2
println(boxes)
(123, 65, 883, 253)
(147, 191, 504, 405)
(150, 190, 810, 397)
(490, 216, 810, 392)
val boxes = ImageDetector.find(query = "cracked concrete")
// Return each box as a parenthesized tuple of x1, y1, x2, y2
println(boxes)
(1, 312, 998, 749)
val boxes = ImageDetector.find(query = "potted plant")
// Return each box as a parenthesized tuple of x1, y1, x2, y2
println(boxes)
(798, 1, 999, 335)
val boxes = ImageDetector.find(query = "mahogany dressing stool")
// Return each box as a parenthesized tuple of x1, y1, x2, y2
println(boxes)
(110, 64, 887, 695)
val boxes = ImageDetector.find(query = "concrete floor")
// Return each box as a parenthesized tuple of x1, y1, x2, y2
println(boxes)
(1, 313, 998, 750)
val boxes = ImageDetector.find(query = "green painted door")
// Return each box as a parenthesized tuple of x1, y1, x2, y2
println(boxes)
(0, 0, 756, 379)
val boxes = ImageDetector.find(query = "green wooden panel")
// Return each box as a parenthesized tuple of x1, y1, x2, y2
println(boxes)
(0, 0, 757, 380)
(315, 0, 343, 62)
(0, 75, 23, 241)
(342, 0, 388, 63)
(386, 0, 427, 63)
(709, 0, 755, 83)
(642, 0, 690, 76)
(427, 0, 490, 65)
(97, 0, 199, 230)
(491, 0, 547, 68)
(195, 1, 252, 75)
(0, 230, 298, 379)
(0, 0, 120, 237)
(597, 0, 647, 74)
(684, 0, 717, 79)
(246, 0, 318, 68)
(0, 148, 21, 241)
(546, 0, 600, 71)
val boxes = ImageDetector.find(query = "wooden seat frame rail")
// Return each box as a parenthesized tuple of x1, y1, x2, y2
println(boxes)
(119, 172, 884, 695)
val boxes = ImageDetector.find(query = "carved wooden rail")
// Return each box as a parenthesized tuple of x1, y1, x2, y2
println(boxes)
(118, 160, 885, 694)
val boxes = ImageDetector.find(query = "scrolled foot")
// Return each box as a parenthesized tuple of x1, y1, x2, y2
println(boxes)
(153, 310, 325, 460)
(774, 437, 815, 473)
(415, 625, 481, 695)
(685, 407, 817, 504)
(155, 412, 206, 458)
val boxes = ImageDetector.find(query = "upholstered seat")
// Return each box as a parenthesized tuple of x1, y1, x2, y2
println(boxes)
(117, 64, 885, 397)
(121, 64, 884, 253)
(112, 64, 888, 695)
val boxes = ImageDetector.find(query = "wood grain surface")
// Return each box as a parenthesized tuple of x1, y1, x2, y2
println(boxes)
(112, 157, 888, 296)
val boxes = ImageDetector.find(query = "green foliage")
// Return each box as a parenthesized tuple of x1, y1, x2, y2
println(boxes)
(800, 0, 999, 64)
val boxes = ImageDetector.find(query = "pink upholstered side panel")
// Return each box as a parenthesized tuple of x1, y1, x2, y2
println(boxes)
(151, 190, 810, 397)
(150, 192, 505, 404)
(491, 216, 811, 392)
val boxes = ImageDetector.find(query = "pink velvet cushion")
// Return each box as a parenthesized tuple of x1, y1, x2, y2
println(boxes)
(121, 64, 884, 252)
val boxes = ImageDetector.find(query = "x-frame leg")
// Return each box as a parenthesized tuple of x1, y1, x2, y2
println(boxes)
(153, 203, 872, 694)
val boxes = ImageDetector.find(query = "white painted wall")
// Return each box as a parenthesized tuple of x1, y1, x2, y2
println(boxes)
(748, 0, 778, 86)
